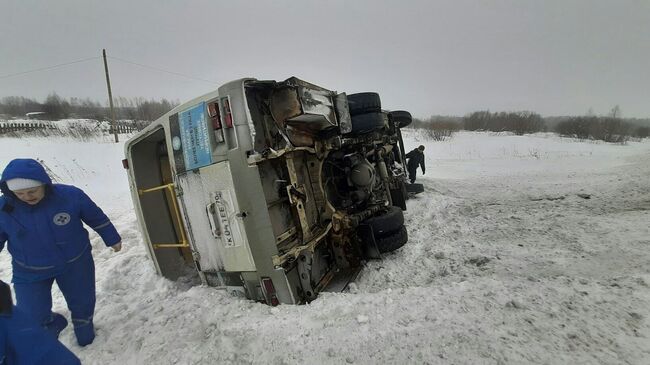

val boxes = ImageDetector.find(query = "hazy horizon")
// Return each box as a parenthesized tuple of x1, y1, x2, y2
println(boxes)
(3, 92, 650, 121)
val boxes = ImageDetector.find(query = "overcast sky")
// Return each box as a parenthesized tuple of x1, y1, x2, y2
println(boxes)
(1, 0, 649, 118)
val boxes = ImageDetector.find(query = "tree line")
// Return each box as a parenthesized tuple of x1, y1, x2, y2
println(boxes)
(0, 93, 179, 122)
(555, 116, 648, 142)
(463, 111, 545, 135)
(409, 107, 650, 143)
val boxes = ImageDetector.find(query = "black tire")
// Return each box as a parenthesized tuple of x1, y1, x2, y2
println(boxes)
(389, 110, 412, 128)
(350, 112, 385, 135)
(363, 206, 404, 237)
(347, 92, 381, 116)
(406, 183, 424, 194)
(376, 225, 408, 253)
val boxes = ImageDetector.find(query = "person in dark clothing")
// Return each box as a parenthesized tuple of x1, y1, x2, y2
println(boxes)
(405, 145, 426, 183)
(0, 158, 122, 347)
(1, 280, 81, 365)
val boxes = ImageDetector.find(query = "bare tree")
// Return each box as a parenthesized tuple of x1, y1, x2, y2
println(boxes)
(609, 105, 622, 119)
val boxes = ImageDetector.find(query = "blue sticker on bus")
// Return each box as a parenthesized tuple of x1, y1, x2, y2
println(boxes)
(179, 102, 213, 170)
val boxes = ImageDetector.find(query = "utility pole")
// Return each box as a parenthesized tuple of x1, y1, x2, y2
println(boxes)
(102, 49, 118, 143)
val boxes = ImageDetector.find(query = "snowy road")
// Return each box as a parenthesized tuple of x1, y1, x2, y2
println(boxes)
(1, 131, 649, 364)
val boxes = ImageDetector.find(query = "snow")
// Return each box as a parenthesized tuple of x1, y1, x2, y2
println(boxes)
(1, 130, 649, 364)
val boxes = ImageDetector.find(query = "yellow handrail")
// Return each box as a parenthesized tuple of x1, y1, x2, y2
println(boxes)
(138, 183, 189, 249)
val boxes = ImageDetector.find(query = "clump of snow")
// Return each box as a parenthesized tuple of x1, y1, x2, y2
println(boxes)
(1, 131, 649, 364)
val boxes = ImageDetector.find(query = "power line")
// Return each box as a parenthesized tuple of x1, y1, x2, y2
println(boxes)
(0, 54, 218, 86)
(107, 56, 218, 85)
(0, 57, 100, 79)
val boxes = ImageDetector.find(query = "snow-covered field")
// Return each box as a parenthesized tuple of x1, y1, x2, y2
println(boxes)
(1, 131, 649, 364)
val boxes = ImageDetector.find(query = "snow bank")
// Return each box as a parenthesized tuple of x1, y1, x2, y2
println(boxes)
(1, 132, 649, 364)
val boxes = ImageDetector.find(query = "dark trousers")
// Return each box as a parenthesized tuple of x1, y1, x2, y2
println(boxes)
(408, 165, 418, 183)
(13, 249, 96, 346)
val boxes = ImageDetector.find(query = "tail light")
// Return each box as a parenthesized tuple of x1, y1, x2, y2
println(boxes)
(122, 159, 129, 169)
(261, 277, 280, 306)
(222, 97, 234, 128)
(207, 102, 222, 129)
(207, 101, 225, 143)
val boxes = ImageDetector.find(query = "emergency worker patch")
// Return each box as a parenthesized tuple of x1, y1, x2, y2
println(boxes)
(53, 212, 71, 226)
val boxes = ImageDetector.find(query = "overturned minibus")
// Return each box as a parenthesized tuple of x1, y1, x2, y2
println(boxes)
(124, 77, 415, 305)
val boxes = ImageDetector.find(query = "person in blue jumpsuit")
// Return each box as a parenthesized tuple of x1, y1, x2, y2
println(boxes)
(0, 158, 122, 347)
(1, 279, 81, 365)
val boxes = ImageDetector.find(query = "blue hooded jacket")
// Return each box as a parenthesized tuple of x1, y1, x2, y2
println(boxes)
(0, 159, 120, 281)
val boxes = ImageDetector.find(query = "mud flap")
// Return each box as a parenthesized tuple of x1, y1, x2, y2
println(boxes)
(391, 183, 408, 209)
(321, 267, 362, 293)
(357, 224, 382, 260)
